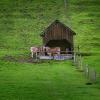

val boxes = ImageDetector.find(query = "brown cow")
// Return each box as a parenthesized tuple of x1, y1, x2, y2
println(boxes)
(41, 47, 60, 56)
(50, 47, 60, 56)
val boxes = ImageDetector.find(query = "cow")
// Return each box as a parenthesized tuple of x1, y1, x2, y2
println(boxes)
(30, 46, 60, 59)
(50, 47, 60, 56)
(44, 46, 51, 56)
(30, 47, 39, 58)
(40, 46, 60, 57)
(41, 47, 60, 56)
(30, 46, 50, 58)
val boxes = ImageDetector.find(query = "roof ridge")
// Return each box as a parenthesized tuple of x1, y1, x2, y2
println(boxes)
(40, 20, 76, 37)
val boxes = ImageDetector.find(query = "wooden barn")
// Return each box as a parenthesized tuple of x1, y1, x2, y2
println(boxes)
(40, 20, 76, 54)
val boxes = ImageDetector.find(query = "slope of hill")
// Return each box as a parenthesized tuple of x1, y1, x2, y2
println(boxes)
(68, 0, 100, 72)
(0, 0, 100, 70)
(0, 0, 100, 99)
(0, 0, 99, 50)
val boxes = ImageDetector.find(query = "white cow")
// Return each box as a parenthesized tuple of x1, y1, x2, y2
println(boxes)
(30, 46, 50, 58)
(30, 47, 38, 58)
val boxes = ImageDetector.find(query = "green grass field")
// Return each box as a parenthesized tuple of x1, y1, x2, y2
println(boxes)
(0, 61, 100, 100)
(0, 0, 100, 100)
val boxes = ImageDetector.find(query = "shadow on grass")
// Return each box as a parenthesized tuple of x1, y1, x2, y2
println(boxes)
(78, 52, 100, 57)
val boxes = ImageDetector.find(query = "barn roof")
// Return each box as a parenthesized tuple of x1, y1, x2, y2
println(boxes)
(40, 20, 76, 37)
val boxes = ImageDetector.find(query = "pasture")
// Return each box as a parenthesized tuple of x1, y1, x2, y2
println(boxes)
(0, 61, 100, 100)
(0, 0, 100, 100)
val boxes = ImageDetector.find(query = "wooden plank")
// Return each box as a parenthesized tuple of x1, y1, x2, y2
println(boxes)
(39, 56, 53, 60)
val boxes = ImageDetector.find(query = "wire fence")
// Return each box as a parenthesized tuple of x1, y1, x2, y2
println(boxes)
(73, 52, 97, 84)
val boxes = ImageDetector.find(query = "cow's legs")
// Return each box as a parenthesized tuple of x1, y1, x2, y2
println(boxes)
(36, 52, 38, 60)
(31, 52, 34, 58)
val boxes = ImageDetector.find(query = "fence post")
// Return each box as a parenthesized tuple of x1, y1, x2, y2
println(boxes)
(79, 55, 83, 71)
(77, 54, 80, 69)
(75, 54, 78, 68)
(90, 69, 96, 83)
(84, 64, 89, 78)
(73, 52, 76, 64)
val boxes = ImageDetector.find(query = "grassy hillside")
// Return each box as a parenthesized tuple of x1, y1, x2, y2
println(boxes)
(0, 0, 100, 51)
(0, 0, 100, 100)
(0, 0, 100, 68)
(0, 0, 64, 50)
(69, 0, 100, 51)
(68, 0, 100, 72)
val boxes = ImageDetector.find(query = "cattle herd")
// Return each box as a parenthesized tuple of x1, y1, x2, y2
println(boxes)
(30, 46, 74, 60)
(30, 46, 60, 58)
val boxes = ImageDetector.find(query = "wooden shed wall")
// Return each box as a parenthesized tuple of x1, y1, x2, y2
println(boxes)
(42, 22, 73, 46)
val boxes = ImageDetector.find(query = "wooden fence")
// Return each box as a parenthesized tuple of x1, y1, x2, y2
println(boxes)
(32, 51, 73, 60)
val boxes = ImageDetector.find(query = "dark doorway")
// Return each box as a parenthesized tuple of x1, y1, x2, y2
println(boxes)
(45, 39, 72, 53)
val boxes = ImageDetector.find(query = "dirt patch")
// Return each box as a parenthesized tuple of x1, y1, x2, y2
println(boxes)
(0, 55, 46, 63)
(1, 55, 17, 62)
(0, 55, 66, 64)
